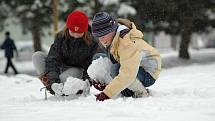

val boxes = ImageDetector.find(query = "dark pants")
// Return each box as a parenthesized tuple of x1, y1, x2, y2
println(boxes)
(4, 57, 18, 74)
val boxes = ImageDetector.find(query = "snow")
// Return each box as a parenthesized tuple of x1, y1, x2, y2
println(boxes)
(31, 0, 43, 10)
(206, 10, 215, 20)
(99, 0, 119, 6)
(87, 57, 113, 84)
(62, 77, 89, 95)
(118, 3, 137, 17)
(0, 49, 215, 121)
(16, 5, 27, 12)
(154, 31, 172, 48)
(26, 11, 34, 18)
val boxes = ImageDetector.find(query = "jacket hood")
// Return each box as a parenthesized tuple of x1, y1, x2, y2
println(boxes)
(117, 18, 143, 39)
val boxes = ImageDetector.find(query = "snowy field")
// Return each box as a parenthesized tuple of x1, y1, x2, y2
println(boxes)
(0, 50, 215, 121)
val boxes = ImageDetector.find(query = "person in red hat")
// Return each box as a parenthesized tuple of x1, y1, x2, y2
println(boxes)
(32, 10, 98, 97)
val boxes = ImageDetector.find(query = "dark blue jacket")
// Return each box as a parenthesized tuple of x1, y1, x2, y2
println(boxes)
(1, 37, 17, 58)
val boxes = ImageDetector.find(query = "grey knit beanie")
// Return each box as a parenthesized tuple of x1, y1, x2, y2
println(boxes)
(92, 12, 118, 37)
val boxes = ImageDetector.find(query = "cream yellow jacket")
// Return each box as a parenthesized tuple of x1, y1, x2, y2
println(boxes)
(103, 19, 161, 98)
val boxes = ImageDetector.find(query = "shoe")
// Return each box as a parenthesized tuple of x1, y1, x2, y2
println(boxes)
(132, 89, 149, 98)
(127, 78, 149, 98)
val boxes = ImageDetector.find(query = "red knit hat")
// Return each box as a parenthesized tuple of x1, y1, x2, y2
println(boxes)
(66, 10, 88, 33)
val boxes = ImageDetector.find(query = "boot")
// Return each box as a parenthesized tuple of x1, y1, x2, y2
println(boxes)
(132, 89, 149, 98)
(128, 78, 149, 98)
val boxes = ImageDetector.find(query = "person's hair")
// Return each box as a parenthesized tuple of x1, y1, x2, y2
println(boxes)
(5, 31, 10, 36)
(62, 26, 93, 46)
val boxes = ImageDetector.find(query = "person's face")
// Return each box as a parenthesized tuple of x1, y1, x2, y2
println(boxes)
(69, 29, 84, 38)
(98, 31, 115, 46)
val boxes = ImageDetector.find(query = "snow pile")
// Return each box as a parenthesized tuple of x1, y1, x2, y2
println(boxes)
(62, 77, 88, 95)
(51, 83, 64, 95)
(87, 57, 113, 84)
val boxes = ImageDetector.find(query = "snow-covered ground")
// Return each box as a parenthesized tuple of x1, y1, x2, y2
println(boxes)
(0, 49, 215, 121)
(0, 58, 36, 75)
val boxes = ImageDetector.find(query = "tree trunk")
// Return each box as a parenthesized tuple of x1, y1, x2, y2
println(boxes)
(32, 18, 42, 52)
(93, 0, 102, 15)
(53, 0, 59, 34)
(179, 16, 193, 59)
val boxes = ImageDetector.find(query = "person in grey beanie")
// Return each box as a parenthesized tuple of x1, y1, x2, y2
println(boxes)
(91, 12, 161, 101)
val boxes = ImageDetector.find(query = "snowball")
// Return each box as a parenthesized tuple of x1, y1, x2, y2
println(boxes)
(51, 83, 64, 95)
(87, 57, 113, 84)
(62, 77, 86, 95)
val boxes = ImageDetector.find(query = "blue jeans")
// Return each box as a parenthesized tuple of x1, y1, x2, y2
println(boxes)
(110, 63, 155, 87)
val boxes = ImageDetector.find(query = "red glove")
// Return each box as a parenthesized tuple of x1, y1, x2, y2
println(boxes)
(39, 74, 49, 87)
(96, 92, 110, 101)
(92, 80, 107, 91)
(39, 74, 55, 95)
